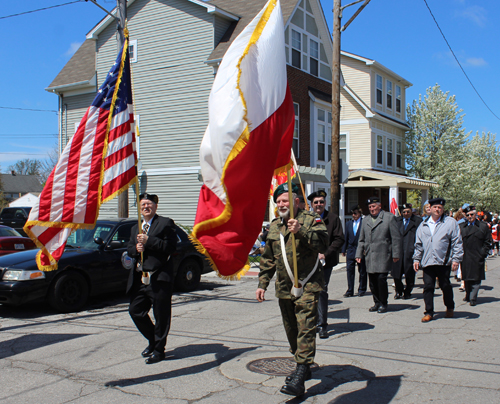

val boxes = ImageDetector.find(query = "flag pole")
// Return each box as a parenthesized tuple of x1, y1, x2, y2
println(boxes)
(287, 169, 299, 288)
(291, 150, 309, 211)
(134, 176, 144, 266)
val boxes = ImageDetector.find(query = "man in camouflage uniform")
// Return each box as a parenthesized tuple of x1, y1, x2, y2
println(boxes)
(256, 183, 329, 396)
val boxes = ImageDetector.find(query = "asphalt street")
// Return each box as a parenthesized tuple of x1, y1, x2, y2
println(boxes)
(1, 257, 499, 403)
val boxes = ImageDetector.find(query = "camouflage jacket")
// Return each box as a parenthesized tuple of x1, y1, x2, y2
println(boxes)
(258, 209, 329, 299)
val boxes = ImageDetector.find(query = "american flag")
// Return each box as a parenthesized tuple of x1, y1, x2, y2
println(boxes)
(24, 33, 137, 271)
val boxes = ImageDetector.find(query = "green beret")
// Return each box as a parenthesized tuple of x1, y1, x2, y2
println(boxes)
(273, 183, 299, 203)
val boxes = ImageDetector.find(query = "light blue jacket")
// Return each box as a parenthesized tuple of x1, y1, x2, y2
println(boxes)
(413, 215, 463, 267)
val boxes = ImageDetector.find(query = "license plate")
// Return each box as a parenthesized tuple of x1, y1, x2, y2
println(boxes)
(14, 244, 25, 250)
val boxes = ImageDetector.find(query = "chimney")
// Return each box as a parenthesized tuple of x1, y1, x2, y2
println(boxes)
(11, 171, 16, 176)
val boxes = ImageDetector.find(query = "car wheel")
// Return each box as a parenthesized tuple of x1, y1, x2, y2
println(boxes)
(175, 258, 202, 292)
(48, 271, 89, 313)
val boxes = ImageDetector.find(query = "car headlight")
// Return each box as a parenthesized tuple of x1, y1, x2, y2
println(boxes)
(2, 270, 46, 281)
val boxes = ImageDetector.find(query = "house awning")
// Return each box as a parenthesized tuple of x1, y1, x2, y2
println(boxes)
(345, 169, 438, 190)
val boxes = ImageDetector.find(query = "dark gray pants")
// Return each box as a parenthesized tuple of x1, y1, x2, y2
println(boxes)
(317, 266, 333, 328)
(465, 281, 481, 302)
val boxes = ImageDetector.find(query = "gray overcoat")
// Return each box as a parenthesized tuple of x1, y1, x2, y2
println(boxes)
(355, 210, 402, 274)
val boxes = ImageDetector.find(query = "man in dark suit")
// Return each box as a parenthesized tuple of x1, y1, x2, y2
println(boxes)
(356, 197, 401, 313)
(392, 203, 422, 299)
(308, 190, 344, 339)
(127, 193, 178, 364)
(341, 205, 367, 298)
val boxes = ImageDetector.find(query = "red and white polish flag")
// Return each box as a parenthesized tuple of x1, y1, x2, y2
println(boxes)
(191, 0, 295, 278)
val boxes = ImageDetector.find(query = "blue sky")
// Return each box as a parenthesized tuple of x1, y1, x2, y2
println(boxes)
(0, 0, 498, 171)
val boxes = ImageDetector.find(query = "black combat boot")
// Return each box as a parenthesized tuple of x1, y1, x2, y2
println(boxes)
(281, 364, 310, 396)
(285, 363, 312, 383)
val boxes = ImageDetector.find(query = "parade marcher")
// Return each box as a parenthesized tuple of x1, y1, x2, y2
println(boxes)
(341, 204, 367, 297)
(422, 201, 431, 220)
(413, 198, 463, 322)
(492, 218, 499, 256)
(127, 193, 178, 364)
(392, 203, 422, 299)
(459, 206, 492, 306)
(307, 190, 345, 339)
(256, 183, 329, 396)
(355, 197, 401, 313)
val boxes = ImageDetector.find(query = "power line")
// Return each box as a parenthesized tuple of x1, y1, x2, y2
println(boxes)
(0, 152, 50, 155)
(0, 135, 58, 138)
(423, 0, 500, 122)
(0, 106, 57, 113)
(0, 1, 83, 20)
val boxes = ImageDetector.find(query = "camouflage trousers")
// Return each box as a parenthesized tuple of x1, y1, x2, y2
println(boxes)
(278, 291, 319, 365)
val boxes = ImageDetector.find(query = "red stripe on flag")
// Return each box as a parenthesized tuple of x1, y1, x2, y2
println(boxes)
(101, 166, 136, 201)
(195, 88, 294, 277)
(108, 119, 130, 143)
(38, 169, 55, 222)
(104, 143, 134, 170)
(37, 226, 64, 245)
(84, 110, 109, 223)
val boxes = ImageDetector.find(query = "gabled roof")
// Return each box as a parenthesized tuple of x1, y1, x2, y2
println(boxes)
(0, 174, 43, 194)
(46, 39, 96, 91)
(86, 0, 239, 40)
(341, 50, 412, 87)
(207, 0, 298, 62)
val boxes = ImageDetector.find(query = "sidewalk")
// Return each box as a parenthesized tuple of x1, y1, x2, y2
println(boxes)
(0, 257, 499, 403)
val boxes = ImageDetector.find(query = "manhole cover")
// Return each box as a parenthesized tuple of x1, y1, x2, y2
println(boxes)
(247, 357, 318, 376)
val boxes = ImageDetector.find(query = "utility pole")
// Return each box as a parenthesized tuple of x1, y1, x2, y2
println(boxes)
(117, 0, 128, 218)
(330, 0, 371, 213)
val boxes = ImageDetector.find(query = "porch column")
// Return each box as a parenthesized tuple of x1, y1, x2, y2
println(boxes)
(339, 184, 345, 226)
(421, 189, 429, 206)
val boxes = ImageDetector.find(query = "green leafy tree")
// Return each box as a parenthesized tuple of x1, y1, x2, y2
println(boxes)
(406, 84, 470, 208)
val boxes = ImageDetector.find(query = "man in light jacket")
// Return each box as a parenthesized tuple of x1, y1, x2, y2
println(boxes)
(413, 198, 463, 322)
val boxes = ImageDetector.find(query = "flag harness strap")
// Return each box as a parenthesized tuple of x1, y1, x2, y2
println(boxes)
(280, 232, 319, 298)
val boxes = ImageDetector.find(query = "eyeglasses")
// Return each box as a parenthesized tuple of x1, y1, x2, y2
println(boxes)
(313, 201, 325, 205)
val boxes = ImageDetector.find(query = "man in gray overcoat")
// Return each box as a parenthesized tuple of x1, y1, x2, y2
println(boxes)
(459, 205, 492, 306)
(356, 196, 401, 313)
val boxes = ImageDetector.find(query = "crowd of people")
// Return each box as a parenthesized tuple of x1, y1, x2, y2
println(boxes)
(255, 189, 493, 396)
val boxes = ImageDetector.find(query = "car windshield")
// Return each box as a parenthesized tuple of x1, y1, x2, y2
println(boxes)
(0, 208, 27, 220)
(0, 227, 22, 237)
(66, 225, 114, 249)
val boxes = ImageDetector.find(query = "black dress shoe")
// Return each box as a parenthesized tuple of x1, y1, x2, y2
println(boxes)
(394, 293, 402, 300)
(145, 352, 165, 364)
(343, 292, 353, 297)
(463, 297, 470, 302)
(377, 305, 388, 313)
(403, 294, 411, 300)
(369, 304, 380, 312)
(470, 301, 477, 306)
(358, 291, 366, 297)
(141, 346, 154, 358)
(319, 328, 329, 339)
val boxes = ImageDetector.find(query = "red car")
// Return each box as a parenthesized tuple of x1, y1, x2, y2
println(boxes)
(0, 225, 36, 256)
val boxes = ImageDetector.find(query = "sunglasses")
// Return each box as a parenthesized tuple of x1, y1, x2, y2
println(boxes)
(466, 213, 475, 217)
(313, 201, 325, 205)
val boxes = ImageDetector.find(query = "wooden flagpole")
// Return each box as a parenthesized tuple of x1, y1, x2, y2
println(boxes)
(287, 169, 299, 288)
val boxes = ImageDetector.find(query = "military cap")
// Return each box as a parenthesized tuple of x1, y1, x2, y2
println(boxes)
(366, 196, 380, 205)
(139, 193, 159, 204)
(429, 197, 446, 207)
(349, 204, 362, 213)
(307, 189, 327, 202)
(273, 182, 299, 202)
(461, 203, 470, 210)
(463, 205, 476, 214)
(400, 203, 412, 211)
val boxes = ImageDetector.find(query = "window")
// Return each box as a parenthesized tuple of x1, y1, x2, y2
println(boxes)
(309, 39, 319, 77)
(293, 103, 300, 157)
(387, 138, 393, 167)
(291, 30, 301, 68)
(377, 135, 383, 165)
(129, 39, 137, 63)
(376, 75, 383, 105)
(396, 85, 402, 113)
(386, 80, 392, 109)
(340, 133, 347, 162)
(316, 108, 332, 165)
(396, 141, 402, 168)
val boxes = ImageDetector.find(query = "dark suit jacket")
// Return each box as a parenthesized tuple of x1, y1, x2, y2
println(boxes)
(392, 214, 422, 278)
(126, 214, 178, 293)
(342, 218, 363, 260)
(322, 209, 345, 268)
(459, 220, 491, 281)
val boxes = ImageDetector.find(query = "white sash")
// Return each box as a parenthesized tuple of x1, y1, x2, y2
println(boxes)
(280, 232, 320, 298)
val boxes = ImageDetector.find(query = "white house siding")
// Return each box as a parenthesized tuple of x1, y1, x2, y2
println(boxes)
(340, 56, 370, 104)
(60, 92, 97, 150)
(91, 0, 217, 225)
(341, 122, 371, 169)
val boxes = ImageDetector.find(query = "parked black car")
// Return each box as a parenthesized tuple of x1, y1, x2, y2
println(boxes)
(0, 207, 32, 236)
(0, 219, 211, 312)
